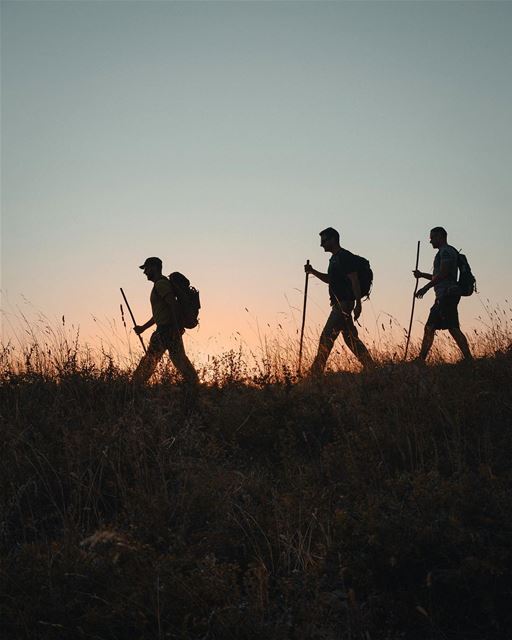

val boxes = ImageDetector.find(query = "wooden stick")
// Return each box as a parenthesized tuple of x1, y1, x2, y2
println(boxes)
(120, 287, 147, 353)
(404, 242, 421, 361)
(298, 260, 310, 376)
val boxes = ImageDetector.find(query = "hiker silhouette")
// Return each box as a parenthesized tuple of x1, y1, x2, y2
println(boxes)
(305, 227, 374, 375)
(413, 227, 472, 362)
(132, 257, 199, 385)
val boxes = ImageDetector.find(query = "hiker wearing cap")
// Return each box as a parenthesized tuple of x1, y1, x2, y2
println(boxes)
(305, 227, 374, 375)
(132, 257, 199, 385)
(414, 227, 473, 362)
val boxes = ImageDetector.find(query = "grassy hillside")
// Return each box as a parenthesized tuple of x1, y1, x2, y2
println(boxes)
(1, 343, 512, 639)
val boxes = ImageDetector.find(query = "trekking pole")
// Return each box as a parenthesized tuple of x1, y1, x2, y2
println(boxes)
(120, 287, 147, 354)
(298, 260, 310, 376)
(404, 241, 421, 361)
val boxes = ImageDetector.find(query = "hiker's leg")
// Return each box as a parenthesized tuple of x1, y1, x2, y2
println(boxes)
(438, 296, 471, 360)
(342, 324, 374, 368)
(418, 326, 436, 361)
(167, 332, 200, 385)
(333, 301, 373, 367)
(310, 307, 343, 376)
(132, 332, 166, 384)
(449, 328, 473, 360)
(417, 301, 443, 362)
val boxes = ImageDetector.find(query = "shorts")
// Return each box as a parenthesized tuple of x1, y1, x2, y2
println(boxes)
(148, 325, 184, 351)
(426, 295, 460, 330)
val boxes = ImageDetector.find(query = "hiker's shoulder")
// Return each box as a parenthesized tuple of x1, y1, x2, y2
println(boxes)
(154, 277, 173, 294)
(440, 245, 458, 260)
(337, 248, 358, 267)
(332, 248, 349, 260)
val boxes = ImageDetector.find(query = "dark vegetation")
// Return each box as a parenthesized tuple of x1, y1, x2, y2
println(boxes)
(1, 336, 512, 639)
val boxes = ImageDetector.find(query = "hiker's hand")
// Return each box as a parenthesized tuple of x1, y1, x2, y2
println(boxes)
(416, 286, 428, 299)
(354, 301, 362, 321)
(304, 263, 313, 274)
(413, 269, 423, 279)
(134, 325, 144, 335)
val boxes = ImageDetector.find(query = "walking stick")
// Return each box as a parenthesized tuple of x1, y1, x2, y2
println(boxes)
(120, 287, 147, 353)
(298, 260, 310, 376)
(404, 241, 420, 361)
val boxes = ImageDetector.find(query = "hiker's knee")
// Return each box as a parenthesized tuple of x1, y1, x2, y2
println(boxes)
(319, 330, 336, 350)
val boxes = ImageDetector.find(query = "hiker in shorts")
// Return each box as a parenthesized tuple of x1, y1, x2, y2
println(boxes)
(414, 227, 472, 362)
(305, 227, 374, 375)
(132, 257, 199, 385)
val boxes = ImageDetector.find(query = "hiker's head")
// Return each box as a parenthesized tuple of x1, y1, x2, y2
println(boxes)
(139, 257, 163, 281)
(429, 227, 448, 249)
(319, 227, 340, 253)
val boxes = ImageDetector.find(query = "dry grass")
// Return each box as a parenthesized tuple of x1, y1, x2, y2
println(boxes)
(1, 307, 511, 639)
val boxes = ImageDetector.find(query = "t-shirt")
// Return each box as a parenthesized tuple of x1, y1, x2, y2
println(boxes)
(433, 244, 459, 298)
(328, 249, 359, 304)
(150, 277, 177, 326)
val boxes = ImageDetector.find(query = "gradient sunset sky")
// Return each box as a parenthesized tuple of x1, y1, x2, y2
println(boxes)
(1, 1, 511, 362)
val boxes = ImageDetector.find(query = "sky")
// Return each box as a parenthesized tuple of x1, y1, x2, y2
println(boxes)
(1, 0, 511, 363)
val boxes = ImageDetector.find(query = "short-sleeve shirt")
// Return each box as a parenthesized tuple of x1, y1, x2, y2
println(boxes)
(328, 249, 359, 304)
(150, 277, 177, 326)
(433, 244, 459, 299)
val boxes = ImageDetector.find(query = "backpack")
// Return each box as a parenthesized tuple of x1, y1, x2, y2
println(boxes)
(457, 252, 476, 296)
(349, 252, 373, 299)
(168, 272, 201, 329)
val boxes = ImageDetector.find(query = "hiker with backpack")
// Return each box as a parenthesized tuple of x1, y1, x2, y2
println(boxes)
(305, 227, 374, 375)
(413, 227, 473, 362)
(132, 257, 200, 385)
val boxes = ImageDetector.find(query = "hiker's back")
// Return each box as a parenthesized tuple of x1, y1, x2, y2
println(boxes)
(328, 249, 373, 304)
(328, 249, 356, 304)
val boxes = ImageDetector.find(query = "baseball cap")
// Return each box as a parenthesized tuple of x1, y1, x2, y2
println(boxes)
(139, 257, 162, 270)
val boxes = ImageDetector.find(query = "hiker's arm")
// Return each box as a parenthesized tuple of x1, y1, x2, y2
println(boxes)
(304, 263, 329, 283)
(134, 318, 155, 335)
(413, 270, 432, 280)
(416, 262, 451, 298)
(347, 271, 362, 320)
